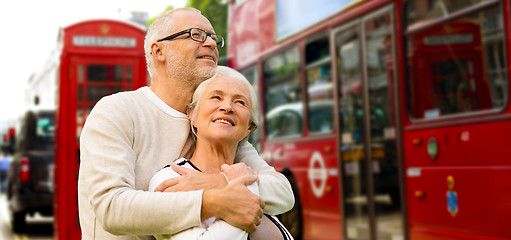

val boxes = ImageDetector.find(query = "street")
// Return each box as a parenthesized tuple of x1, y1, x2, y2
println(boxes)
(0, 193, 53, 240)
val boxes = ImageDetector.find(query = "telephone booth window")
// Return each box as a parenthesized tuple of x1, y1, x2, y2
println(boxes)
(127, 66, 133, 83)
(115, 66, 123, 82)
(75, 60, 138, 141)
(77, 107, 83, 125)
(404, 0, 508, 119)
(77, 65, 84, 101)
(77, 86, 83, 102)
(78, 64, 84, 83)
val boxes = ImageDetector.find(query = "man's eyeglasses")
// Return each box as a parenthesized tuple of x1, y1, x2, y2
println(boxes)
(157, 28, 224, 48)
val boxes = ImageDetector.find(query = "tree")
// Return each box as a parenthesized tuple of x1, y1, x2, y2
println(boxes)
(147, 1, 229, 63)
(147, 6, 175, 27)
(186, 0, 229, 63)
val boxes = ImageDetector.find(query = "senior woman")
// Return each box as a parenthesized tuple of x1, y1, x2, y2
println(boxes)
(149, 66, 293, 240)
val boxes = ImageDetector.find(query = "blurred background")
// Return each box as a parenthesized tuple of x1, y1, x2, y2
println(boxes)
(1, 0, 511, 239)
(0, 1, 226, 239)
(0, 0, 189, 126)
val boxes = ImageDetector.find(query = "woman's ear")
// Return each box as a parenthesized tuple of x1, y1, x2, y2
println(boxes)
(248, 121, 256, 132)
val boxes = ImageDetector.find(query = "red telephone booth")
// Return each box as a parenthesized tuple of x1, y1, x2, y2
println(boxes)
(54, 19, 147, 239)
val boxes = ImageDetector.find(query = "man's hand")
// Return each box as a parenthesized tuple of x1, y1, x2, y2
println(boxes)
(221, 163, 257, 182)
(202, 175, 265, 233)
(154, 162, 227, 192)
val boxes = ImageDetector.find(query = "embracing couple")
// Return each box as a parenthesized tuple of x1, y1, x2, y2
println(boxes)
(78, 7, 294, 240)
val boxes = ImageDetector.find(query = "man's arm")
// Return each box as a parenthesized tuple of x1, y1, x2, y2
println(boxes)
(201, 175, 263, 232)
(79, 97, 203, 236)
(152, 162, 264, 232)
(164, 177, 288, 240)
(159, 178, 263, 240)
(154, 141, 295, 216)
(235, 141, 295, 215)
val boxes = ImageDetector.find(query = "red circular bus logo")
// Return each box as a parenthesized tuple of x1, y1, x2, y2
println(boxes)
(308, 151, 328, 198)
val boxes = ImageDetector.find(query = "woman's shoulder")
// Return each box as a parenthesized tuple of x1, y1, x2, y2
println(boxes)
(148, 158, 194, 192)
(174, 158, 201, 171)
(148, 165, 180, 192)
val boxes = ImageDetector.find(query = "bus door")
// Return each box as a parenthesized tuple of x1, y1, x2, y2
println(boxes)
(333, 6, 403, 240)
(56, 55, 141, 239)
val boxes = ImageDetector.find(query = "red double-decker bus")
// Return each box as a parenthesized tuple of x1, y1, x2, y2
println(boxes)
(27, 19, 148, 239)
(228, 0, 511, 239)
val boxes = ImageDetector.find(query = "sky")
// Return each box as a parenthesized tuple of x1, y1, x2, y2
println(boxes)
(0, 0, 186, 122)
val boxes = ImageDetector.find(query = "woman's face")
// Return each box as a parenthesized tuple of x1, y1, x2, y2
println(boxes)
(191, 76, 252, 144)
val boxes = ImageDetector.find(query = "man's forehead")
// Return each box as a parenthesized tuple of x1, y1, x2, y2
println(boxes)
(172, 10, 214, 32)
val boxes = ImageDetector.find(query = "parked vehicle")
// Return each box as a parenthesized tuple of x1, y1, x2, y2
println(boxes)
(7, 110, 55, 232)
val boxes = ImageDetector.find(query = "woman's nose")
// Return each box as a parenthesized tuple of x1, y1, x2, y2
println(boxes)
(219, 103, 234, 113)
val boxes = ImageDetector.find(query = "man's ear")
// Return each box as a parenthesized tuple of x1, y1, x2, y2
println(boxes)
(151, 42, 165, 62)
(188, 106, 196, 128)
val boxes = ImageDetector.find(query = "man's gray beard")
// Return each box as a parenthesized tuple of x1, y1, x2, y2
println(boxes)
(166, 53, 216, 89)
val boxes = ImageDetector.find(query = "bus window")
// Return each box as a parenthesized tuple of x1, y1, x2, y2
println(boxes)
(240, 65, 262, 152)
(263, 46, 303, 139)
(405, 0, 508, 119)
(306, 35, 334, 134)
(406, 0, 485, 25)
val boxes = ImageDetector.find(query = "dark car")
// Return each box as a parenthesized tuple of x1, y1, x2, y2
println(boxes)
(7, 110, 55, 232)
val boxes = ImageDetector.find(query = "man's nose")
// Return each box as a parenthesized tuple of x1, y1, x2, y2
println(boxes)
(202, 35, 217, 48)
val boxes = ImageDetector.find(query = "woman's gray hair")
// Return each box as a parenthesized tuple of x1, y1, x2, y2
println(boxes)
(144, 8, 201, 78)
(188, 66, 259, 143)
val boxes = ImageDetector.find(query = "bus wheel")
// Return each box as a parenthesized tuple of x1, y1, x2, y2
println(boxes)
(279, 175, 303, 240)
(10, 210, 26, 233)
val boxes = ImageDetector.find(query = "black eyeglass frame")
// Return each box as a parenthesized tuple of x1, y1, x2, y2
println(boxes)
(157, 28, 224, 48)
